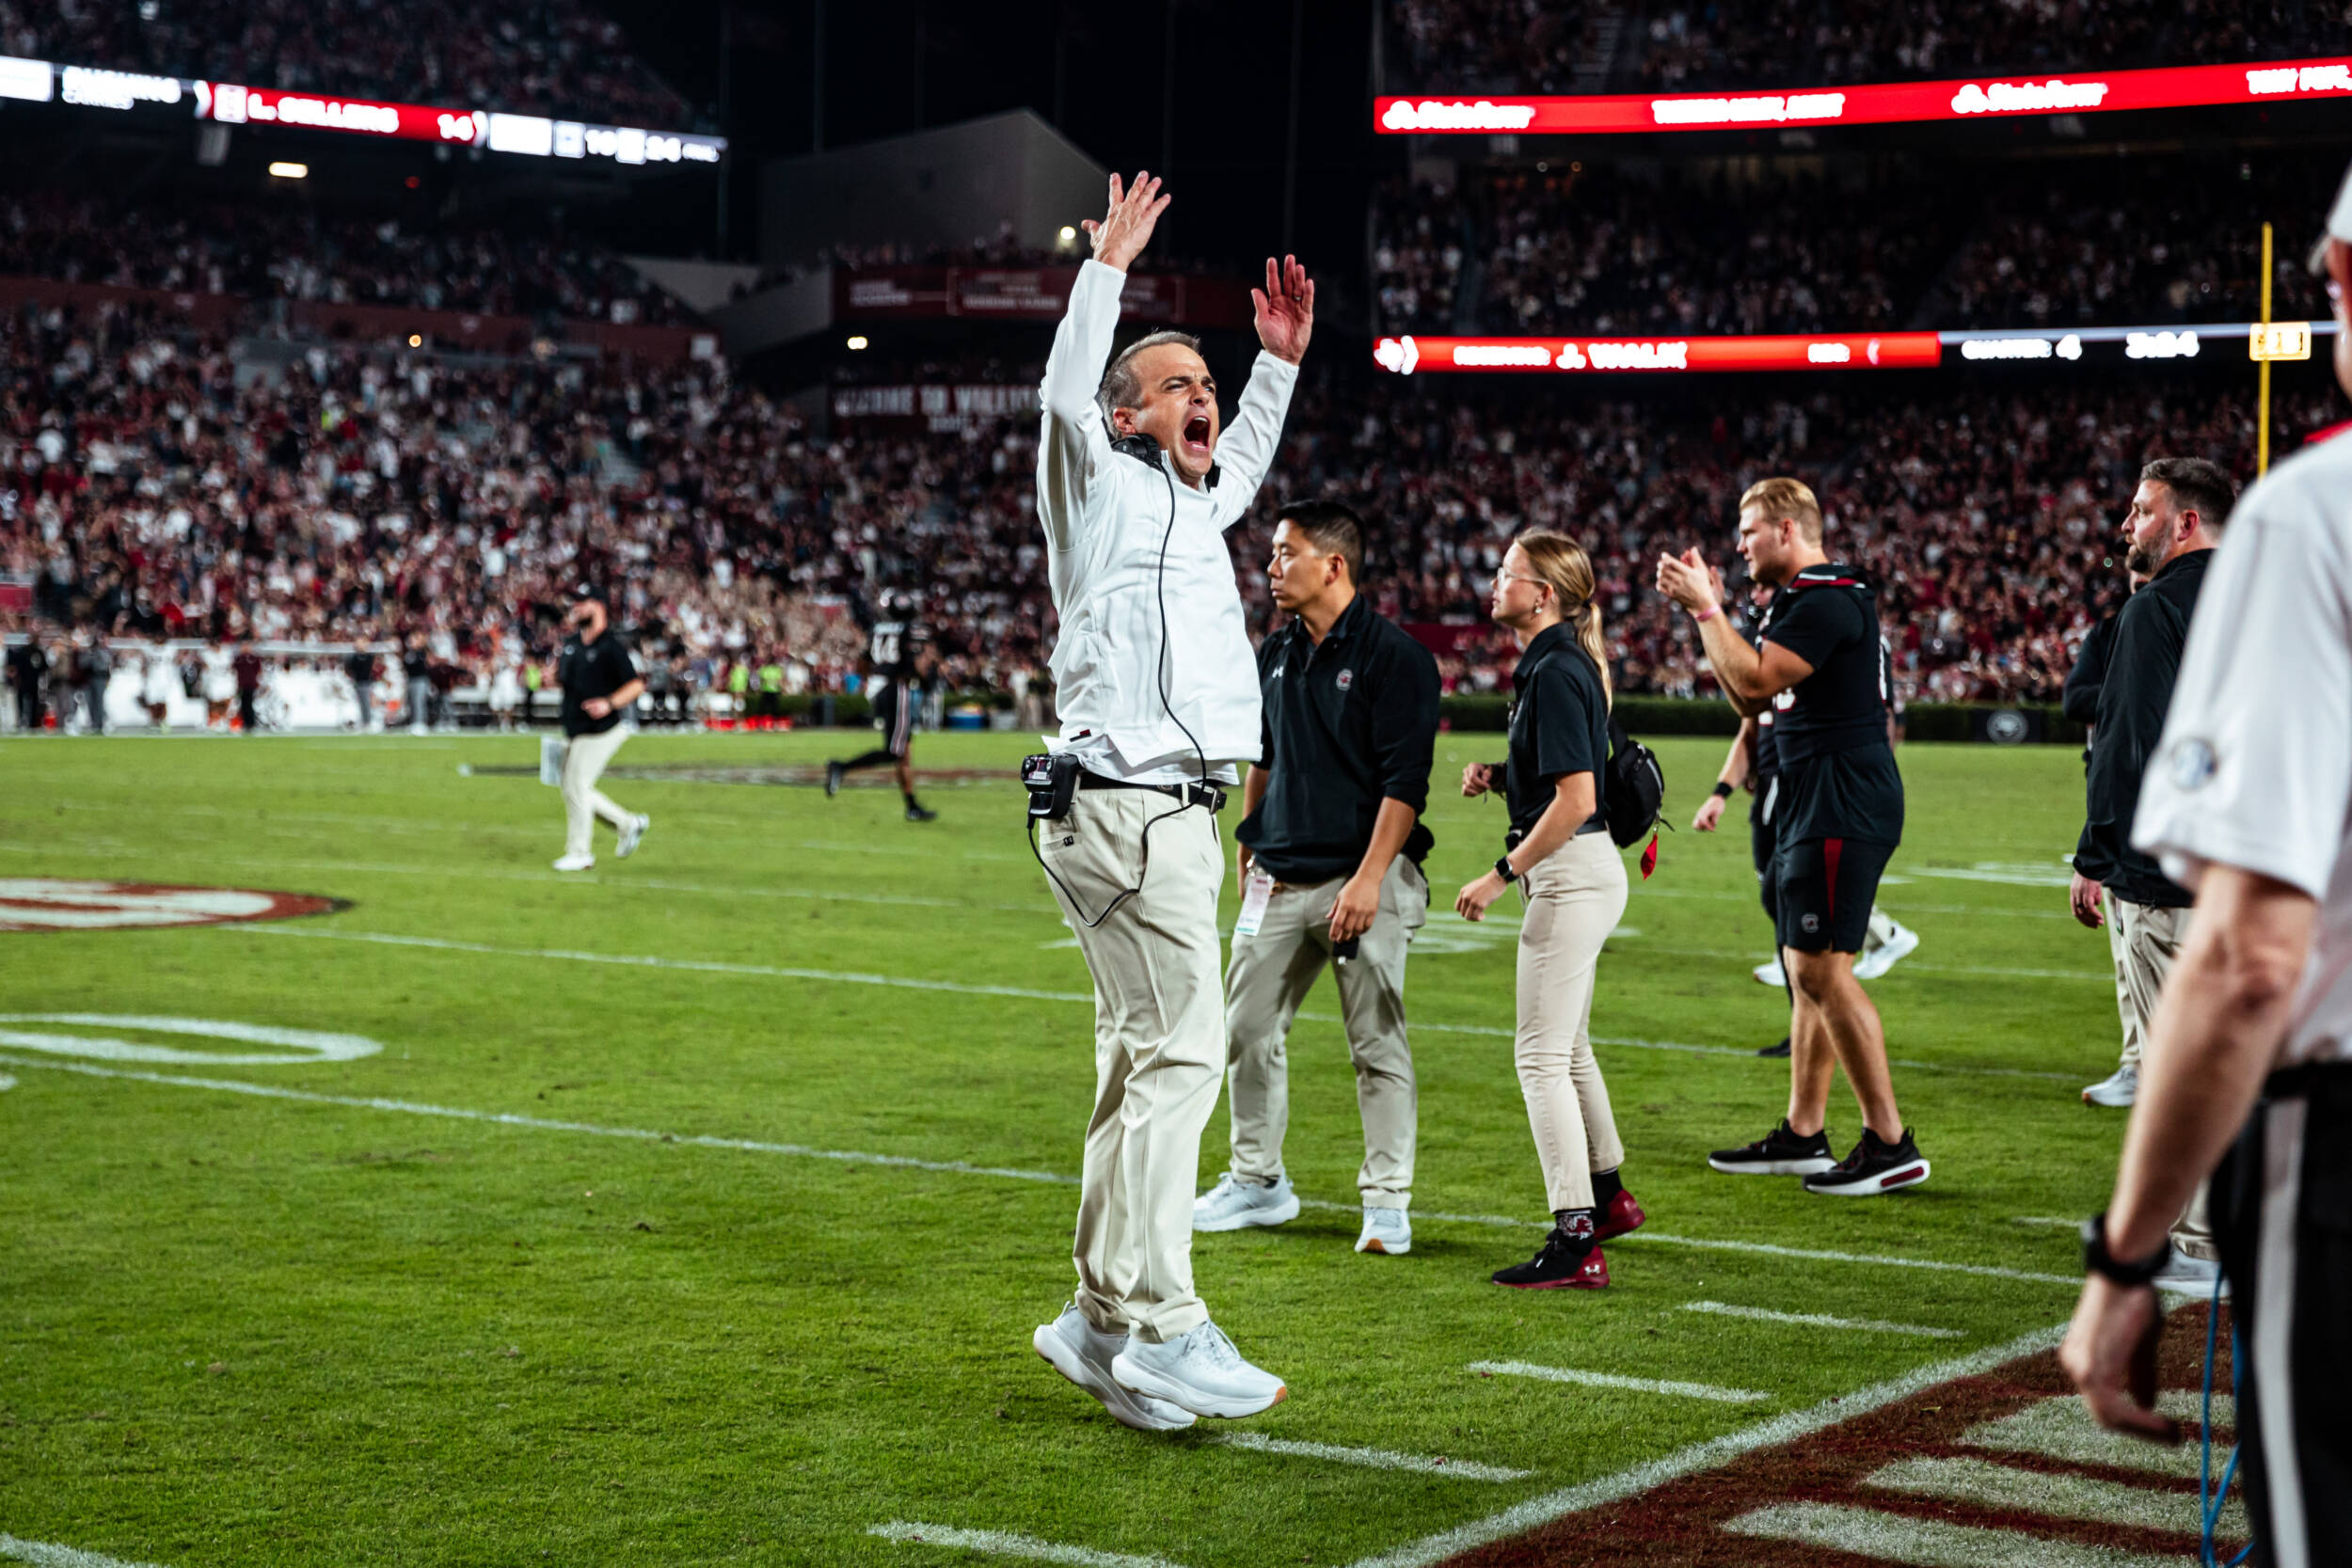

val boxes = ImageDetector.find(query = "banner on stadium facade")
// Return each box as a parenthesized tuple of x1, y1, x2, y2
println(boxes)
(0, 54, 723, 166)
(835, 267, 1253, 330)
(831, 383, 1038, 432)
(1375, 55, 2352, 136)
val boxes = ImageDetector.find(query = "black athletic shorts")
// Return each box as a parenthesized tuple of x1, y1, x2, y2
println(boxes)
(1772, 835, 1893, 954)
(872, 685, 914, 759)
(1750, 776, 1780, 922)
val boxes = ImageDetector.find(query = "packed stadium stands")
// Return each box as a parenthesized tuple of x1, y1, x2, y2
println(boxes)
(2, 0, 693, 125)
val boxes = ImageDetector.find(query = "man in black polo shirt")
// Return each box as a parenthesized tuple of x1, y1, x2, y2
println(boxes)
(1657, 477, 1928, 1196)
(552, 585, 650, 872)
(1194, 501, 1441, 1256)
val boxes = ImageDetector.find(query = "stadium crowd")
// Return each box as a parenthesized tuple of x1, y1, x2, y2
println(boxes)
(1376, 158, 2335, 337)
(0, 193, 691, 326)
(1, 0, 691, 126)
(3, 289, 2328, 730)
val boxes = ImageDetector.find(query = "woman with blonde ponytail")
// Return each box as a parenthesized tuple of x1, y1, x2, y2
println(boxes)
(1455, 531, 1644, 1288)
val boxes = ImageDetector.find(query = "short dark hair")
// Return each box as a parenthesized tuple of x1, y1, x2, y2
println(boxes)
(2140, 457, 2236, 533)
(1097, 330, 1204, 422)
(1275, 500, 1365, 585)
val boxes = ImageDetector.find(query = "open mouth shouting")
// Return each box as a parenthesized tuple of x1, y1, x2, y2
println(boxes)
(1181, 412, 1214, 464)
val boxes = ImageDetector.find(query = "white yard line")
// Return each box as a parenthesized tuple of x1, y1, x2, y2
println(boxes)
(2012, 1215, 2080, 1227)
(1619, 941, 2109, 983)
(1864, 1455, 2247, 1538)
(1721, 1500, 2185, 1568)
(1962, 1393, 2233, 1481)
(1337, 1323, 2068, 1568)
(0, 1053, 2084, 1291)
(0, 1536, 170, 1568)
(866, 1522, 1188, 1568)
(1467, 1362, 1771, 1404)
(1211, 1433, 1532, 1481)
(1679, 1301, 1963, 1338)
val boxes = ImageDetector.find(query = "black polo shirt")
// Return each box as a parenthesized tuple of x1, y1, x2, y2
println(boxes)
(1758, 562, 1902, 846)
(1236, 594, 1441, 884)
(2074, 548, 2213, 908)
(559, 628, 638, 737)
(1504, 622, 1610, 839)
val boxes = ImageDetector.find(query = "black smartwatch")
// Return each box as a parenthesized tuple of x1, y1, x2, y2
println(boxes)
(2081, 1212, 2171, 1286)
(1711, 781, 1736, 800)
(1493, 855, 1519, 888)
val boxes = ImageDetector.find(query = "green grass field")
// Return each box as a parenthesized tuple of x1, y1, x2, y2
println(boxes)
(0, 730, 2131, 1567)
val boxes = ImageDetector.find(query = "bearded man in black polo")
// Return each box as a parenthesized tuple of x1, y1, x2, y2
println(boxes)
(1657, 477, 1928, 1196)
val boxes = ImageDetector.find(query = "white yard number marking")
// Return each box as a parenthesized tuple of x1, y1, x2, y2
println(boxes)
(0, 1015, 381, 1067)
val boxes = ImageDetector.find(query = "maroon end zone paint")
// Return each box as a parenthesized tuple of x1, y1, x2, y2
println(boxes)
(0, 879, 344, 933)
(1445, 1304, 2236, 1567)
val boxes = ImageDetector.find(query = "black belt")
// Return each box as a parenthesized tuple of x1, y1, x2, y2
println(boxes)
(1079, 770, 1227, 814)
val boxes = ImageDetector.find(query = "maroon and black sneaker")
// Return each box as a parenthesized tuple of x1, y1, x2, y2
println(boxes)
(1491, 1232, 1609, 1291)
(1803, 1125, 1931, 1196)
(1595, 1188, 1645, 1241)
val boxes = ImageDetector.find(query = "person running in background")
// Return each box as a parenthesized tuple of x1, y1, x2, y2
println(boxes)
(826, 623, 942, 822)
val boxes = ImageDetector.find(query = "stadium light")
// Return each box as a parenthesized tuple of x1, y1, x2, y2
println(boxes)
(846, 336, 869, 351)
(407, 335, 422, 348)
(267, 161, 308, 179)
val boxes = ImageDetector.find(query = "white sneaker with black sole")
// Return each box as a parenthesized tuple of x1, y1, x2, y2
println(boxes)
(1356, 1206, 1411, 1255)
(1031, 1302, 1196, 1432)
(1852, 922, 1920, 980)
(616, 813, 649, 858)
(1753, 957, 1787, 987)
(1192, 1173, 1300, 1232)
(1112, 1321, 1285, 1418)
(2082, 1064, 2138, 1107)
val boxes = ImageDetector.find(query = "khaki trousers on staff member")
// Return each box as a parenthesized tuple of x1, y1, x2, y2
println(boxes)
(1037, 788, 1226, 1345)
(1223, 856, 1428, 1209)
(1517, 832, 1629, 1213)
(561, 725, 634, 859)
(2105, 891, 2216, 1260)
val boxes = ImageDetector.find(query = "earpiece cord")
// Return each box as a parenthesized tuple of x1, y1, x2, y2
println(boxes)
(1026, 450, 1210, 929)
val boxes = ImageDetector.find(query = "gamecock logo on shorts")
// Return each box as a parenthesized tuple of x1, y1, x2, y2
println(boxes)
(0, 879, 344, 933)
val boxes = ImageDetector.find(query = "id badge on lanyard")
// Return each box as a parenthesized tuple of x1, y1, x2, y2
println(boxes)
(1234, 870, 1276, 939)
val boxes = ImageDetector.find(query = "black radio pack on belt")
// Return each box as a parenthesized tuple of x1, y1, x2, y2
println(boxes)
(1023, 752, 1081, 821)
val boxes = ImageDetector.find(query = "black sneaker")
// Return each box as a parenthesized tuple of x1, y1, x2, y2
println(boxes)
(823, 761, 844, 798)
(1756, 1037, 1791, 1058)
(1491, 1231, 1609, 1291)
(1707, 1118, 1836, 1176)
(905, 804, 938, 823)
(1804, 1126, 1930, 1196)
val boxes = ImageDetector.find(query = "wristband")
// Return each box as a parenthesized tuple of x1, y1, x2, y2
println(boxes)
(1711, 782, 1735, 800)
(2080, 1212, 2171, 1286)
(1692, 604, 1722, 623)
(1493, 856, 1519, 888)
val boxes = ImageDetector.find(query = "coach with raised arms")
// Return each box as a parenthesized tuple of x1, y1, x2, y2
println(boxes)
(1025, 171, 1313, 1431)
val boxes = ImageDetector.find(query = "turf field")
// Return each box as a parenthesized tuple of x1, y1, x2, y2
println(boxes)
(0, 730, 2147, 1567)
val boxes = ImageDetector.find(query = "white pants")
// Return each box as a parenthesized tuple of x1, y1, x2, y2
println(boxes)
(1037, 788, 1226, 1345)
(561, 726, 633, 859)
(2106, 892, 2214, 1259)
(1515, 832, 1629, 1213)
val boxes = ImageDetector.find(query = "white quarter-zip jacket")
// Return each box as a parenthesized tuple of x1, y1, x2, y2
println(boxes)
(1037, 259, 1297, 784)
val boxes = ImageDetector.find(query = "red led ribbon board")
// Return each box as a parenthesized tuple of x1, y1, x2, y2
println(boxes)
(198, 82, 473, 144)
(1373, 334, 1944, 374)
(1375, 55, 2352, 135)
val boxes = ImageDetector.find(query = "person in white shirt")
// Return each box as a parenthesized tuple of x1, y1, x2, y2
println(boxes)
(2061, 159, 2352, 1568)
(1026, 171, 1311, 1431)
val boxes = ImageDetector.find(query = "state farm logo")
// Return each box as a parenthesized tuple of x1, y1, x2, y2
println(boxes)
(1379, 99, 1537, 132)
(1950, 78, 2109, 114)
(0, 879, 343, 933)
(1374, 336, 1421, 374)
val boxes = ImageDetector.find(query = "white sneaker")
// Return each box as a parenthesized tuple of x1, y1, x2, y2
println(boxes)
(2153, 1252, 2229, 1299)
(1753, 958, 1787, 988)
(616, 814, 649, 858)
(1356, 1206, 1411, 1255)
(1192, 1173, 1300, 1232)
(1853, 923, 1921, 980)
(1030, 1303, 1196, 1432)
(552, 852, 596, 872)
(1112, 1321, 1286, 1418)
(2083, 1064, 2138, 1107)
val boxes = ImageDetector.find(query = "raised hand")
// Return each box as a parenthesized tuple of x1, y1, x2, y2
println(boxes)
(1253, 255, 1315, 365)
(1654, 546, 1724, 616)
(1080, 172, 1169, 274)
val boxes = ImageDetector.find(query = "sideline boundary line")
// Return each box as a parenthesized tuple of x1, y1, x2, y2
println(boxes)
(224, 926, 2086, 1085)
(0, 1053, 2081, 1289)
(1337, 1323, 2071, 1568)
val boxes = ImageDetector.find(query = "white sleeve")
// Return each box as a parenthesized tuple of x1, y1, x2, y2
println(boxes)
(2133, 480, 2352, 901)
(1210, 351, 1299, 529)
(1036, 260, 1123, 554)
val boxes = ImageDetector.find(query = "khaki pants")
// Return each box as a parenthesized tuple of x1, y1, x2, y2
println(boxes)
(1037, 789, 1226, 1344)
(561, 725, 634, 859)
(1516, 832, 1629, 1213)
(2106, 892, 2214, 1260)
(1223, 856, 1427, 1209)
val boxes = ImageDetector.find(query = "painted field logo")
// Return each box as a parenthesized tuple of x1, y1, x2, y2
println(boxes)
(0, 1015, 381, 1065)
(0, 879, 342, 933)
